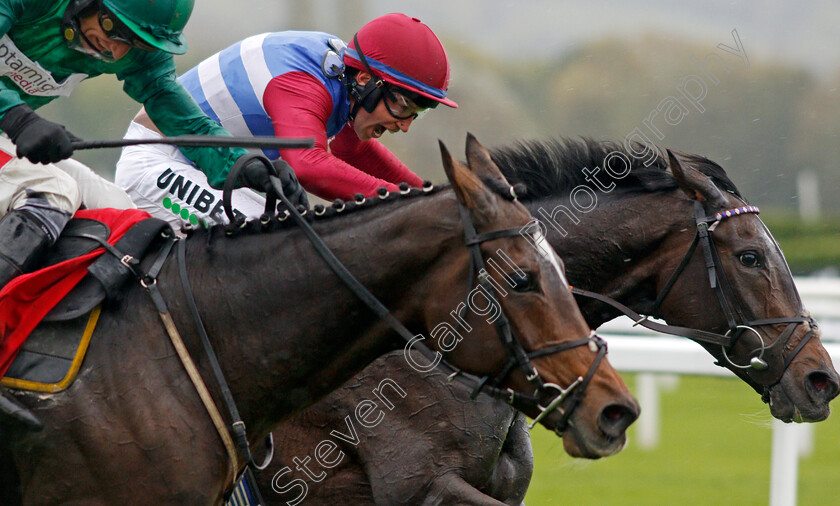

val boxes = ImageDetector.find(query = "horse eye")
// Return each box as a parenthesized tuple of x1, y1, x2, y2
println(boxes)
(511, 271, 539, 292)
(738, 251, 762, 268)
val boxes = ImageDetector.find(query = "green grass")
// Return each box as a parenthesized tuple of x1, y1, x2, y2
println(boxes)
(761, 212, 840, 274)
(525, 374, 840, 505)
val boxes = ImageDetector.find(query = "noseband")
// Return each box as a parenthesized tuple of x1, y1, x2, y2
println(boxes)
(453, 201, 607, 434)
(652, 201, 815, 390)
(574, 200, 814, 394)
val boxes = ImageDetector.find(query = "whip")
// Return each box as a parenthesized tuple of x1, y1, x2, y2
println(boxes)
(72, 135, 314, 151)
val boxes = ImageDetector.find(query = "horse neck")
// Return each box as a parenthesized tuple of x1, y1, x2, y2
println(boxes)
(528, 191, 689, 328)
(177, 191, 464, 432)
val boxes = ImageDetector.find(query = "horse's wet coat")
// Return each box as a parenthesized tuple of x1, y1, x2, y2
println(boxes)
(257, 137, 839, 505)
(0, 136, 637, 505)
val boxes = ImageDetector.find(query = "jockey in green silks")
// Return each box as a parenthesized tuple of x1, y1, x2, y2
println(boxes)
(0, 0, 278, 432)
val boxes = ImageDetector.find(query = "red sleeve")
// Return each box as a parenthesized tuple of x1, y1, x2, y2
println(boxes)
(329, 129, 424, 188)
(263, 72, 419, 201)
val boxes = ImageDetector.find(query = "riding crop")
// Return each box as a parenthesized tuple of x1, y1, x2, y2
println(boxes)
(71, 135, 315, 151)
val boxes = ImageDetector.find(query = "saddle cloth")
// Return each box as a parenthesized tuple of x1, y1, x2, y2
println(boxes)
(1, 307, 100, 392)
(0, 208, 165, 382)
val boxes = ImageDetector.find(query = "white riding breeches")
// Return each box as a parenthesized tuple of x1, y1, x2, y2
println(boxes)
(55, 157, 136, 211)
(114, 121, 266, 231)
(0, 134, 134, 217)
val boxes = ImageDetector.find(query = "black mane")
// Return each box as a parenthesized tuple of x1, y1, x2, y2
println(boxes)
(489, 137, 742, 201)
(190, 173, 521, 241)
(188, 184, 447, 240)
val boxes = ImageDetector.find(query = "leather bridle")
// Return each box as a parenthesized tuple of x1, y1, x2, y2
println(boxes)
(250, 152, 609, 434)
(573, 200, 815, 395)
(454, 204, 608, 434)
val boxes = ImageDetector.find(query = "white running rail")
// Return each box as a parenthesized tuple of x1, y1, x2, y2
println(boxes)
(600, 276, 840, 506)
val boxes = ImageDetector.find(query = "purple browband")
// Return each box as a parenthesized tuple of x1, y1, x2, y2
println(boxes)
(713, 205, 760, 222)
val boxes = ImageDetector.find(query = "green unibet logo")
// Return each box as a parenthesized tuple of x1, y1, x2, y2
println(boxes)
(162, 197, 206, 226)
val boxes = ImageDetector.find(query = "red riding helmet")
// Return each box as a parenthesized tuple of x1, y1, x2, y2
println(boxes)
(344, 13, 457, 109)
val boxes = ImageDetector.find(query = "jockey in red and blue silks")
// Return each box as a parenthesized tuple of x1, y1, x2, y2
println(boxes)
(115, 13, 458, 228)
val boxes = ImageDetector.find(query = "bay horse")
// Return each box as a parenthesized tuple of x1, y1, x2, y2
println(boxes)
(256, 138, 840, 505)
(0, 135, 639, 505)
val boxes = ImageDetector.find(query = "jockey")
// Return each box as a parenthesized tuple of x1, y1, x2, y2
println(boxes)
(0, 0, 274, 431)
(114, 13, 458, 228)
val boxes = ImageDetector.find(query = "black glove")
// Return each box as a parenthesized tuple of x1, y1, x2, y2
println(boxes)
(272, 157, 309, 210)
(239, 156, 309, 210)
(239, 157, 273, 192)
(0, 104, 76, 164)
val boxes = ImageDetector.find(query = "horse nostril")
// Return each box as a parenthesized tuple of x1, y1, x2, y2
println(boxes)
(812, 373, 828, 391)
(808, 370, 840, 401)
(598, 402, 640, 438)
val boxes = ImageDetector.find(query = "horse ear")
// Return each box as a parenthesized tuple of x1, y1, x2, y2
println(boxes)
(439, 139, 484, 209)
(667, 149, 728, 207)
(464, 132, 512, 187)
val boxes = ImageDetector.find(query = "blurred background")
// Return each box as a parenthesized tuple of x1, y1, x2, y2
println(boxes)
(41, 0, 840, 273)
(40, 2, 840, 504)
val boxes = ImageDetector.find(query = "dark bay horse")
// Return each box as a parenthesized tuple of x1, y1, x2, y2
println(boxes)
(0, 136, 639, 505)
(257, 138, 840, 505)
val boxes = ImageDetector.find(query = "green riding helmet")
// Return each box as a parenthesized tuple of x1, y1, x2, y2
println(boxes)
(101, 0, 194, 54)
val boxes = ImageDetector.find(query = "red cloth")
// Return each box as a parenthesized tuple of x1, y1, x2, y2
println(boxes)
(0, 150, 13, 169)
(0, 208, 152, 377)
(263, 72, 423, 201)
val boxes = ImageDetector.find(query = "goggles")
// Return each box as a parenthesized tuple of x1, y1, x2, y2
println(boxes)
(63, 0, 155, 62)
(347, 31, 439, 122)
(97, 6, 157, 52)
(382, 87, 433, 121)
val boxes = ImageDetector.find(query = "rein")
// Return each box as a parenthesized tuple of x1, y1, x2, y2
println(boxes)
(103, 153, 607, 498)
(232, 154, 604, 433)
(219, 154, 603, 439)
(573, 200, 815, 393)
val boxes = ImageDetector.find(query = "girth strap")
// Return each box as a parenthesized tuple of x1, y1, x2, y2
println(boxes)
(175, 239, 272, 504)
(141, 237, 240, 489)
(110, 225, 270, 500)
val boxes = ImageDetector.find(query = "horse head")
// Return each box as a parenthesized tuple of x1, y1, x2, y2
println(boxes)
(489, 137, 839, 424)
(654, 151, 839, 422)
(430, 134, 639, 457)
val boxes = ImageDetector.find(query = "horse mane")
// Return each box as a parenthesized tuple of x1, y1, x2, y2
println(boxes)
(489, 137, 743, 202)
(184, 184, 447, 240)
(186, 136, 742, 241)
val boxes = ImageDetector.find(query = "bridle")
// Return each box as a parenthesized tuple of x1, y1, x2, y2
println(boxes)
(250, 151, 609, 434)
(573, 200, 816, 395)
(453, 200, 608, 434)
(231, 155, 607, 435)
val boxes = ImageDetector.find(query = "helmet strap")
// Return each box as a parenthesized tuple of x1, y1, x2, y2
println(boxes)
(346, 34, 385, 121)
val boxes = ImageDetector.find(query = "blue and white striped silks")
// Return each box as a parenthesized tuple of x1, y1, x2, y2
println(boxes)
(178, 31, 351, 159)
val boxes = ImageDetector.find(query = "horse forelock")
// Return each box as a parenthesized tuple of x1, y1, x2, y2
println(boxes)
(490, 137, 744, 202)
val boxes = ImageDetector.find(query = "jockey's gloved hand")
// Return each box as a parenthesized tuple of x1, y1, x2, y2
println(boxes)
(239, 156, 309, 210)
(239, 157, 274, 192)
(0, 104, 77, 164)
(272, 157, 309, 210)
